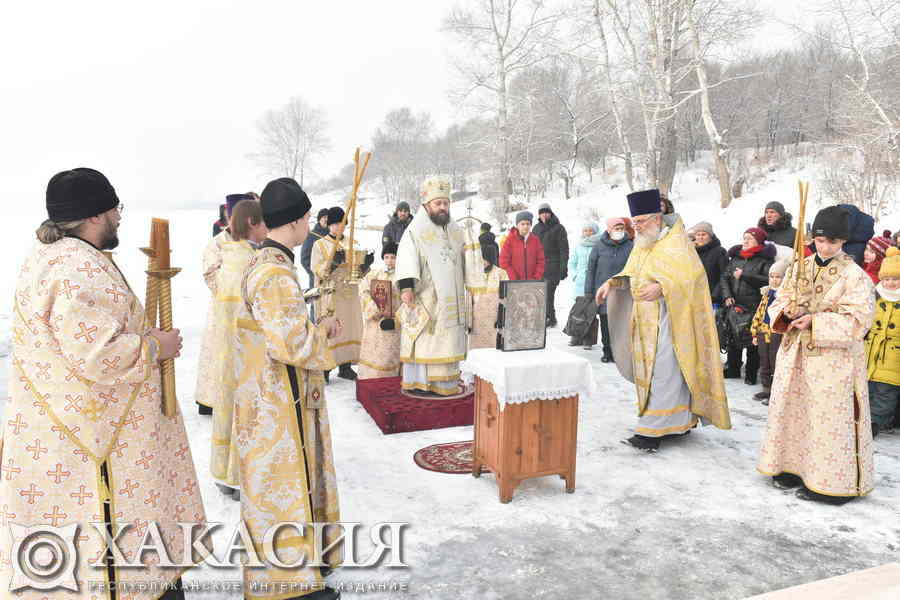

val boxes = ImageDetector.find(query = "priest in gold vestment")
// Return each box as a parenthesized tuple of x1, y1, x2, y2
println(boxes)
(208, 199, 267, 499)
(396, 177, 482, 396)
(598, 189, 731, 452)
(311, 206, 371, 381)
(195, 193, 253, 415)
(357, 242, 402, 379)
(468, 239, 508, 350)
(1, 168, 205, 599)
(234, 177, 343, 600)
(758, 206, 875, 504)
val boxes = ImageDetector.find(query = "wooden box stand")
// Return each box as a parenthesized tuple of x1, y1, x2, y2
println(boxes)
(471, 376, 577, 503)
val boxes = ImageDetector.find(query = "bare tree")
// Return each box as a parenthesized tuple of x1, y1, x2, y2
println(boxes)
(253, 97, 330, 187)
(444, 0, 562, 217)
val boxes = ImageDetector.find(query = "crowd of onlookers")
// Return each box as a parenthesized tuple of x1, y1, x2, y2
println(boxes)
(364, 195, 898, 436)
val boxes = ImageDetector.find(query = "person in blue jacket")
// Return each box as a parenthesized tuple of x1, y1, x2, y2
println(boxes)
(585, 218, 634, 362)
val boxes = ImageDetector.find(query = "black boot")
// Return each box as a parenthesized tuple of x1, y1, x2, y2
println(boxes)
(621, 434, 660, 453)
(338, 363, 357, 381)
(772, 473, 803, 490)
(753, 389, 770, 401)
(324, 369, 331, 383)
(197, 402, 212, 415)
(795, 487, 855, 505)
(568, 337, 579, 346)
(744, 371, 757, 386)
(723, 368, 741, 379)
(601, 348, 614, 363)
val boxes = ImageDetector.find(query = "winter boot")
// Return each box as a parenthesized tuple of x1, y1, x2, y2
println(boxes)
(324, 369, 331, 383)
(772, 473, 803, 490)
(568, 337, 579, 346)
(621, 434, 660, 453)
(337, 363, 357, 381)
(744, 371, 757, 386)
(723, 367, 742, 379)
(601, 348, 614, 363)
(197, 402, 212, 416)
(753, 389, 770, 401)
(795, 487, 855, 505)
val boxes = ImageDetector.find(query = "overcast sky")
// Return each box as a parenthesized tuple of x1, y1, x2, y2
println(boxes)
(0, 0, 807, 214)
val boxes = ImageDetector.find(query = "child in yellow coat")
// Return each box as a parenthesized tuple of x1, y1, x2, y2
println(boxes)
(865, 246, 900, 436)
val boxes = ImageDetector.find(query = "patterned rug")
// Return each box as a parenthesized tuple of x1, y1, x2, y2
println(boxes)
(413, 441, 489, 474)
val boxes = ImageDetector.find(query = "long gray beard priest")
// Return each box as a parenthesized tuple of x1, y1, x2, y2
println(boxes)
(396, 176, 473, 397)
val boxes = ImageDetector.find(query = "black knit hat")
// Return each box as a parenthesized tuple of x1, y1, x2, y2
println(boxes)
(382, 242, 398, 258)
(46, 168, 119, 222)
(260, 178, 311, 229)
(812, 205, 850, 240)
(480, 222, 491, 233)
(765, 201, 786, 216)
(327, 207, 345, 226)
(627, 189, 661, 217)
(316, 208, 330, 220)
(396, 201, 410, 212)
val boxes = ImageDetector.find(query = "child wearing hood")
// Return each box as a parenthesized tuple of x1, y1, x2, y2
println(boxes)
(750, 258, 789, 404)
(865, 246, 900, 436)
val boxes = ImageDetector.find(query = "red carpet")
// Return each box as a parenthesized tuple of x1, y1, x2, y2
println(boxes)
(414, 441, 488, 474)
(355, 376, 474, 434)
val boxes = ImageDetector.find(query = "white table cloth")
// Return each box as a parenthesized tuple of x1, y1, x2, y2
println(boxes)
(461, 347, 596, 410)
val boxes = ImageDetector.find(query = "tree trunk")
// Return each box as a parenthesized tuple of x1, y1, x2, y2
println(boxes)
(687, 11, 732, 208)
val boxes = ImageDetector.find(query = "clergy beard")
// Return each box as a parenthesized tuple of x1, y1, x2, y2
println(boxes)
(100, 215, 120, 250)
(427, 207, 450, 226)
(634, 225, 660, 249)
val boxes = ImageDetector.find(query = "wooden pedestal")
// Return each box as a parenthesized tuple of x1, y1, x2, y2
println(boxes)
(471, 376, 578, 503)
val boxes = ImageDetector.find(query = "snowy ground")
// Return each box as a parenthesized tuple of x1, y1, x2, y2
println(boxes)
(1, 168, 899, 599)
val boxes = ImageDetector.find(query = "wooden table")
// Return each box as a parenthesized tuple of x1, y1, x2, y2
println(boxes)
(471, 376, 578, 503)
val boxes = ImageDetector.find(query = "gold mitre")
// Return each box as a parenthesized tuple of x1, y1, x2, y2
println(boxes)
(421, 176, 451, 204)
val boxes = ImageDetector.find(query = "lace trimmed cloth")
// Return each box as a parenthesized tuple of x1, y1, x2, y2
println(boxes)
(461, 348, 596, 410)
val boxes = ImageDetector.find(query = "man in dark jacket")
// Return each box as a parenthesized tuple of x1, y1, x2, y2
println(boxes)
(691, 221, 728, 304)
(300, 208, 330, 289)
(758, 201, 797, 248)
(532, 203, 569, 327)
(720, 228, 777, 385)
(382, 201, 412, 246)
(478, 222, 499, 262)
(837, 203, 875, 266)
(585, 218, 633, 361)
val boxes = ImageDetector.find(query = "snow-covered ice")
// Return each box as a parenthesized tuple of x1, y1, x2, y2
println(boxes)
(1, 168, 899, 599)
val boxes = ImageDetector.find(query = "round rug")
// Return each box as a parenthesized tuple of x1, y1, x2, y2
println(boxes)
(413, 441, 489, 474)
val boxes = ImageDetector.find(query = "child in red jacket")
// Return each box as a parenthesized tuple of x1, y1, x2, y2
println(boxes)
(500, 211, 546, 280)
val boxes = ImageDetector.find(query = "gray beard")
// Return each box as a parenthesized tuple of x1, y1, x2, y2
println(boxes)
(634, 229, 658, 249)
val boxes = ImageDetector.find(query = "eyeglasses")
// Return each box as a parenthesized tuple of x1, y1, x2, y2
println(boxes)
(116, 203, 124, 213)
(632, 215, 657, 227)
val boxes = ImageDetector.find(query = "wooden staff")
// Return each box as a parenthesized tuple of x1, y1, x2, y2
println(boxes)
(324, 147, 372, 273)
(146, 219, 181, 417)
(773, 181, 809, 334)
(789, 181, 810, 314)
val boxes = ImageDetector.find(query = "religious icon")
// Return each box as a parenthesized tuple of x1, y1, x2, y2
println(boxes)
(371, 279, 393, 318)
(496, 280, 547, 351)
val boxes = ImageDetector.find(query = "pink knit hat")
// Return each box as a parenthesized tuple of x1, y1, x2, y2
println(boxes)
(606, 217, 625, 232)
